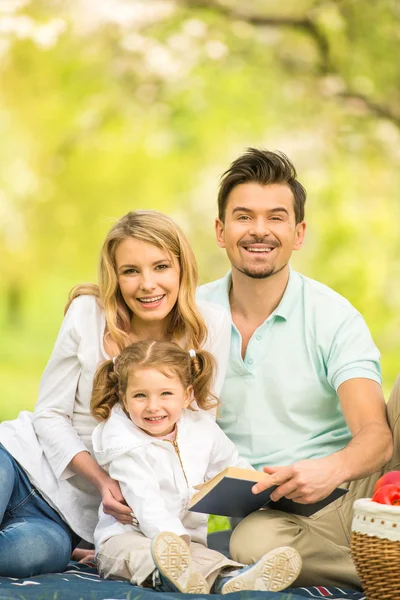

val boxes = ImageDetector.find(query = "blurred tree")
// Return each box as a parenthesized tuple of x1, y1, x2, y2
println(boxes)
(0, 0, 399, 419)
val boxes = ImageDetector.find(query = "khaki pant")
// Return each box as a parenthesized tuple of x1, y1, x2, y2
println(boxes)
(230, 375, 400, 590)
(97, 530, 242, 588)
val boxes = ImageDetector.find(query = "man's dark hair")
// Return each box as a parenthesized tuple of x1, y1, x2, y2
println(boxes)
(218, 148, 306, 223)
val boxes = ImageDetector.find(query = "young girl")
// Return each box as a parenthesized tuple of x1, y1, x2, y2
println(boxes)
(91, 340, 302, 594)
(0, 210, 230, 577)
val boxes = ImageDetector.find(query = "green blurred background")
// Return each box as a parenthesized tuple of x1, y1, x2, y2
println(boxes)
(1, 0, 400, 426)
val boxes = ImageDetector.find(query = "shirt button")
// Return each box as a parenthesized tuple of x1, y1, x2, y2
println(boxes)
(247, 358, 253, 365)
(256, 335, 262, 341)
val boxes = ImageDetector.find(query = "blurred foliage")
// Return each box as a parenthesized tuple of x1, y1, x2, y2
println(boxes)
(1, 0, 400, 423)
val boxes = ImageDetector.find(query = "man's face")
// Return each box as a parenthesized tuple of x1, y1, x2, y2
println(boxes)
(215, 182, 306, 280)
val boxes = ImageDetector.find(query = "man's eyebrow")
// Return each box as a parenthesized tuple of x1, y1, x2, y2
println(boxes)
(231, 206, 289, 216)
(269, 207, 289, 216)
(232, 207, 253, 215)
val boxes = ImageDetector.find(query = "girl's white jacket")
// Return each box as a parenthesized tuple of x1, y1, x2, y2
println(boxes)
(93, 404, 252, 550)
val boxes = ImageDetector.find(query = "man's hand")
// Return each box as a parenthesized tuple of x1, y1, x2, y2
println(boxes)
(252, 455, 344, 504)
(101, 477, 135, 524)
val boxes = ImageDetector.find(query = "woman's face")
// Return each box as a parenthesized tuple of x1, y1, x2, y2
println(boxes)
(115, 237, 180, 327)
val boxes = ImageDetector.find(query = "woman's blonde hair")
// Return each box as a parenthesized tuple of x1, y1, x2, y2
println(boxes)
(65, 210, 207, 352)
(91, 340, 217, 420)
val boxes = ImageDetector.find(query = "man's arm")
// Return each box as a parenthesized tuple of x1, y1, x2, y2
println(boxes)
(253, 378, 393, 503)
(334, 378, 393, 480)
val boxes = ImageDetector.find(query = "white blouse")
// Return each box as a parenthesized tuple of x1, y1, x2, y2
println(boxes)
(0, 295, 231, 542)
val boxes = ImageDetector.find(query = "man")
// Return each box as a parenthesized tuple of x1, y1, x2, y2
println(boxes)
(197, 148, 398, 589)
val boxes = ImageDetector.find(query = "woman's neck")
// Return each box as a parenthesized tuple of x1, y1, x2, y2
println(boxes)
(129, 316, 171, 343)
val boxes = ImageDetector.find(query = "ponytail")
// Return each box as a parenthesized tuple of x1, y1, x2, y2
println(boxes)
(189, 349, 218, 412)
(91, 359, 120, 421)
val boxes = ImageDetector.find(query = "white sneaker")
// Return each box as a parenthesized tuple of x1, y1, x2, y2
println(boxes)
(151, 531, 209, 594)
(219, 546, 302, 594)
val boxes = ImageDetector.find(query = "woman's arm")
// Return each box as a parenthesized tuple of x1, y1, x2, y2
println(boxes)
(32, 298, 88, 479)
(32, 297, 131, 522)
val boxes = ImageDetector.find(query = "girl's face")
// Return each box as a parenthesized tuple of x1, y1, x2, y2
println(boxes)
(123, 367, 192, 437)
(115, 237, 180, 329)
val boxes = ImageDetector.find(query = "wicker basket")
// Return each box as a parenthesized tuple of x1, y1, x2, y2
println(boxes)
(351, 498, 400, 600)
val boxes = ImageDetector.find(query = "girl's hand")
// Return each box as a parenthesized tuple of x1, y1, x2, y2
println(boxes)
(101, 477, 134, 525)
(71, 548, 96, 564)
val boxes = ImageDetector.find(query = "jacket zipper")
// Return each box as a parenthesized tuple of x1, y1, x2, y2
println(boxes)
(167, 439, 189, 487)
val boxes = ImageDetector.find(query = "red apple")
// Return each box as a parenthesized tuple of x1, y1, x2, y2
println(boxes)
(373, 470, 400, 494)
(372, 483, 400, 505)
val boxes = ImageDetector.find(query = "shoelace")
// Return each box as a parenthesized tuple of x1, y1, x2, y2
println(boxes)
(152, 569, 162, 588)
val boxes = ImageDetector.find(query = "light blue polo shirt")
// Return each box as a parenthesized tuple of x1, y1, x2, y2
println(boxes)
(197, 270, 381, 471)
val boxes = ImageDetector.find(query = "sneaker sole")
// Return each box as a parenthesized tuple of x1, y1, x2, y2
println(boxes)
(221, 546, 302, 594)
(151, 532, 209, 594)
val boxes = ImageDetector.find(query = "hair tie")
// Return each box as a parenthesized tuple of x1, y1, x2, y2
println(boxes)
(188, 349, 196, 358)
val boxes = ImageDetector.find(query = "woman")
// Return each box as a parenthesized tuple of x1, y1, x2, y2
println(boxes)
(0, 210, 230, 577)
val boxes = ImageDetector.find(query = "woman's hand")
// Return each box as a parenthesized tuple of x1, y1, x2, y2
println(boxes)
(68, 452, 136, 525)
(101, 477, 134, 524)
(68, 452, 137, 525)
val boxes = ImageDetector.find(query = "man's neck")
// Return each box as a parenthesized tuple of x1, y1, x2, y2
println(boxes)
(229, 265, 290, 324)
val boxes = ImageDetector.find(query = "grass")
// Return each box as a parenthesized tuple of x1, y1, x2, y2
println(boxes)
(208, 514, 230, 533)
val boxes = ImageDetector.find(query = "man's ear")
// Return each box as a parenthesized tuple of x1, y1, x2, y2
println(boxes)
(294, 221, 306, 251)
(215, 217, 226, 248)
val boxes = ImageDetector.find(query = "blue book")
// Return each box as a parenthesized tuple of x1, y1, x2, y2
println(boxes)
(188, 467, 347, 518)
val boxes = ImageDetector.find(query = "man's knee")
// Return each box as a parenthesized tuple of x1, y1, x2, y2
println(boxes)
(230, 511, 301, 564)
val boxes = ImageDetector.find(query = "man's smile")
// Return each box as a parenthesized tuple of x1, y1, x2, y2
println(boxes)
(246, 247, 273, 253)
(240, 242, 279, 255)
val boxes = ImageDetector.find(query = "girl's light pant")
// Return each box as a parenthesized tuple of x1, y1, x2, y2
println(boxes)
(97, 530, 242, 587)
(230, 375, 400, 590)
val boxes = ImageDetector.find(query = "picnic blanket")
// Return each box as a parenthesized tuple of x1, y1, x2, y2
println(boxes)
(0, 562, 366, 600)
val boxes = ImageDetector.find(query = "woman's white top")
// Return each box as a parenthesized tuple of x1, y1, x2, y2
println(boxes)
(93, 404, 252, 550)
(0, 295, 231, 542)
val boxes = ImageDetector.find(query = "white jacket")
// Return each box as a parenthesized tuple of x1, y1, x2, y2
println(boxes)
(0, 295, 231, 542)
(93, 405, 252, 549)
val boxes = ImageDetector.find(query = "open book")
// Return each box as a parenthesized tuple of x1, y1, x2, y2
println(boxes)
(189, 467, 347, 518)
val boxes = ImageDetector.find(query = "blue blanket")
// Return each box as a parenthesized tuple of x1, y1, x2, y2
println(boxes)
(0, 562, 366, 600)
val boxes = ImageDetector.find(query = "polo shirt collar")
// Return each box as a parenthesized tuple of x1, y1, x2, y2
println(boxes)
(273, 267, 301, 321)
(221, 266, 301, 322)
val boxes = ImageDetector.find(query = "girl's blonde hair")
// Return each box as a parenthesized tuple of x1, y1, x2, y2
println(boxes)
(91, 340, 217, 420)
(65, 210, 207, 353)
